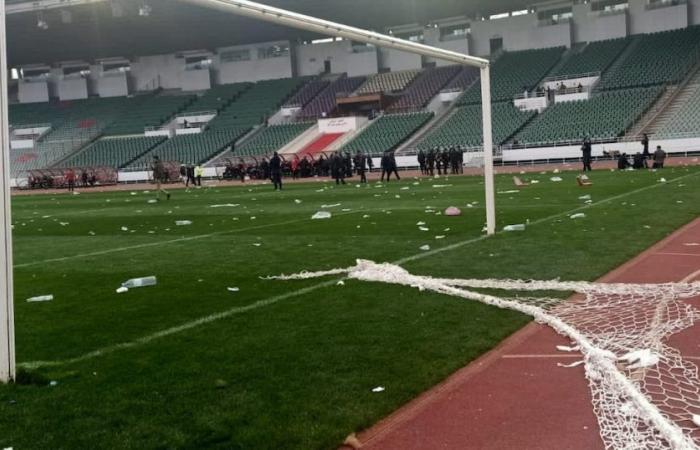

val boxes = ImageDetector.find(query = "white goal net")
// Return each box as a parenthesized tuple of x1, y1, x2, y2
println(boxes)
(269, 260, 700, 449)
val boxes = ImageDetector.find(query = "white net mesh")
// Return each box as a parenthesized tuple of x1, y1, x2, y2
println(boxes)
(268, 260, 700, 449)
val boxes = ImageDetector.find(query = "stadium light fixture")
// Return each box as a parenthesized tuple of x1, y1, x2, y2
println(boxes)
(177, 0, 496, 235)
(0, 0, 15, 383)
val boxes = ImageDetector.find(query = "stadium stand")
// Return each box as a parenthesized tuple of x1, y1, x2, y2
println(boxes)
(551, 38, 630, 77)
(207, 77, 306, 131)
(418, 103, 536, 149)
(59, 136, 167, 168)
(283, 79, 330, 107)
(388, 65, 461, 111)
(515, 86, 662, 144)
(102, 94, 196, 135)
(297, 75, 366, 120)
(355, 69, 421, 95)
(442, 66, 480, 92)
(342, 112, 432, 154)
(654, 81, 700, 138)
(181, 83, 252, 114)
(598, 26, 700, 91)
(234, 123, 314, 156)
(127, 130, 248, 168)
(459, 47, 565, 104)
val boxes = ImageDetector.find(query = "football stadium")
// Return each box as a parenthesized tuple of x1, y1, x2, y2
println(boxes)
(1, 0, 700, 448)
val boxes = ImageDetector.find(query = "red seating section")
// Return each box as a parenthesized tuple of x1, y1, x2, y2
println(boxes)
(298, 133, 344, 157)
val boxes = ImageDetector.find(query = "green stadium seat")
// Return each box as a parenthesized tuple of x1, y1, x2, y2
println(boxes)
(341, 112, 433, 155)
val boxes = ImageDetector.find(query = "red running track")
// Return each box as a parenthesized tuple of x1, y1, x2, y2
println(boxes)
(344, 218, 700, 450)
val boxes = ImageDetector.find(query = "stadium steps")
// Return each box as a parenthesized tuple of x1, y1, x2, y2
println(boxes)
(624, 85, 678, 138)
(324, 117, 372, 152)
(396, 102, 461, 154)
(645, 63, 700, 136)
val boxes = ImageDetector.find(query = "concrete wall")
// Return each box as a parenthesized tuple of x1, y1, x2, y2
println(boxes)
(691, 0, 700, 25)
(131, 54, 184, 91)
(57, 77, 88, 101)
(628, 0, 688, 35)
(95, 73, 129, 97)
(214, 41, 293, 84)
(295, 40, 379, 76)
(379, 48, 423, 71)
(18, 80, 49, 103)
(470, 13, 571, 56)
(572, 4, 628, 43)
(181, 69, 211, 91)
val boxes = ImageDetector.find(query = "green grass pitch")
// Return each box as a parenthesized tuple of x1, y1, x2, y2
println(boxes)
(1, 166, 699, 449)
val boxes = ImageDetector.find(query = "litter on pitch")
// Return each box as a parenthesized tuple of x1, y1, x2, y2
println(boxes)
(175, 220, 193, 226)
(121, 276, 157, 289)
(503, 224, 526, 232)
(227, 287, 240, 293)
(570, 213, 586, 219)
(420, 245, 431, 251)
(116, 287, 129, 294)
(26, 295, 54, 303)
(209, 204, 240, 208)
(550, 177, 563, 182)
(445, 207, 462, 216)
(312, 211, 332, 220)
(371, 386, 385, 393)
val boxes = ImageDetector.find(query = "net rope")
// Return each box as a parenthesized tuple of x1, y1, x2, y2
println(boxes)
(268, 260, 700, 449)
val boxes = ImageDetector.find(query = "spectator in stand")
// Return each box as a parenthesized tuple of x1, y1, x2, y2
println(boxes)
(581, 137, 593, 172)
(577, 83, 583, 93)
(653, 145, 667, 169)
(417, 149, 426, 175)
(65, 168, 76, 192)
(152, 156, 171, 201)
(632, 152, 645, 169)
(618, 153, 631, 170)
(270, 152, 283, 190)
(194, 164, 203, 187)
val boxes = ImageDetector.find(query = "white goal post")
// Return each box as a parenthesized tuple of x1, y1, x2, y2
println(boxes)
(179, 0, 497, 238)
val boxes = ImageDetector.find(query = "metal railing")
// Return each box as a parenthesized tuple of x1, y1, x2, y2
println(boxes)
(543, 71, 601, 83)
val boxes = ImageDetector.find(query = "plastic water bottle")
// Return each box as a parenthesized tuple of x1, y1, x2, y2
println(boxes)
(121, 276, 157, 289)
(503, 224, 526, 232)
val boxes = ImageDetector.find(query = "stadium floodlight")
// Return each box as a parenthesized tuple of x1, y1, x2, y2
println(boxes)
(178, 0, 497, 237)
(0, 0, 15, 383)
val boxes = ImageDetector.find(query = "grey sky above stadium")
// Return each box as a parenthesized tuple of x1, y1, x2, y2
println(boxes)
(6, 0, 532, 65)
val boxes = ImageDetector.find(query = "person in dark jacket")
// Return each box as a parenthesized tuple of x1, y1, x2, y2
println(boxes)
(380, 152, 390, 182)
(641, 134, 650, 157)
(331, 152, 346, 185)
(581, 137, 593, 172)
(152, 156, 171, 201)
(417, 149, 426, 175)
(354, 151, 367, 184)
(389, 152, 401, 181)
(653, 145, 666, 169)
(270, 152, 283, 190)
(632, 152, 645, 169)
(618, 153, 631, 170)
(426, 149, 436, 176)
(186, 164, 196, 187)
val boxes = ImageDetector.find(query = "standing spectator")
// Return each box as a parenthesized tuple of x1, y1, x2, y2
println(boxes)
(152, 156, 171, 201)
(426, 149, 436, 176)
(331, 152, 346, 185)
(65, 168, 76, 193)
(354, 151, 367, 184)
(186, 164, 196, 187)
(80, 170, 88, 188)
(581, 137, 593, 172)
(270, 152, 283, 190)
(641, 134, 650, 158)
(194, 164, 203, 187)
(389, 152, 401, 182)
(179, 164, 187, 185)
(417, 149, 426, 175)
(380, 152, 390, 182)
(653, 145, 667, 169)
(366, 154, 374, 174)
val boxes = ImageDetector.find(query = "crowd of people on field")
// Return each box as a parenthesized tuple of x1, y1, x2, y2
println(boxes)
(581, 133, 668, 172)
(416, 148, 464, 176)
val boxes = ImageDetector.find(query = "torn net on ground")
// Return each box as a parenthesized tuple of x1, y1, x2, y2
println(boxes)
(268, 260, 700, 449)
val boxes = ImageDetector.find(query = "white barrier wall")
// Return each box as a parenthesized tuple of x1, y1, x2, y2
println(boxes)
(96, 73, 129, 98)
(18, 80, 49, 103)
(295, 40, 379, 77)
(514, 96, 548, 112)
(181, 69, 211, 92)
(215, 41, 293, 84)
(318, 116, 362, 134)
(543, 75, 599, 90)
(131, 54, 184, 91)
(379, 48, 423, 72)
(692, 0, 700, 25)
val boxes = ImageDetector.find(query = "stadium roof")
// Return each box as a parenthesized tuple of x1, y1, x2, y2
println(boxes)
(6, 0, 532, 66)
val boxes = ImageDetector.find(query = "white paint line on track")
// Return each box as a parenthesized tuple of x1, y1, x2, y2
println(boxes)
(19, 171, 700, 369)
(501, 354, 581, 359)
(655, 252, 700, 258)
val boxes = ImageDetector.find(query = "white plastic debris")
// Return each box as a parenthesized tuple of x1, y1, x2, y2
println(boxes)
(321, 203, 341, 208)
(557, 345, 580, 352)
(570, 213, 586, 219)
(294, 199, 302, 204)
(419, 227, 429, 232)
(49, 381, 58, 387)
(175, 220, 193, 226)
(371, 386, 385, 393)
(337, 280, 345, 286)
(416, 221, 426, 226)
(683, 243, 700, 247)
(121, 276, 157, 289)
(116, 287, 129, 294)
(498, 190, 520, 194)
(312, 211, 332, 220)
(362, 215, 370, 219)
(578, 195, 591, 200)
(530, 180, 540, 184)
(550, 177, 563, 182)
(59, 222, 69, 226)
(209, 204, 239, 208)
(26, 295, 53, 303)
(619, 349, 660, 369)
(693, 415, 700, 427)
(445, 207, 462, 216)
(503, 224, 526, 232)
(658, 178, 667, 183)
(252, 243, 262, 247)
(432, 184, 453, 188)
(147, 199, 158, 204)
(121, 226, 129, 232)
(130, 192, 137, 196)
(435, 235, 446, 240)
(227, 287, 240, 292)
(420, 245, 431, 251)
